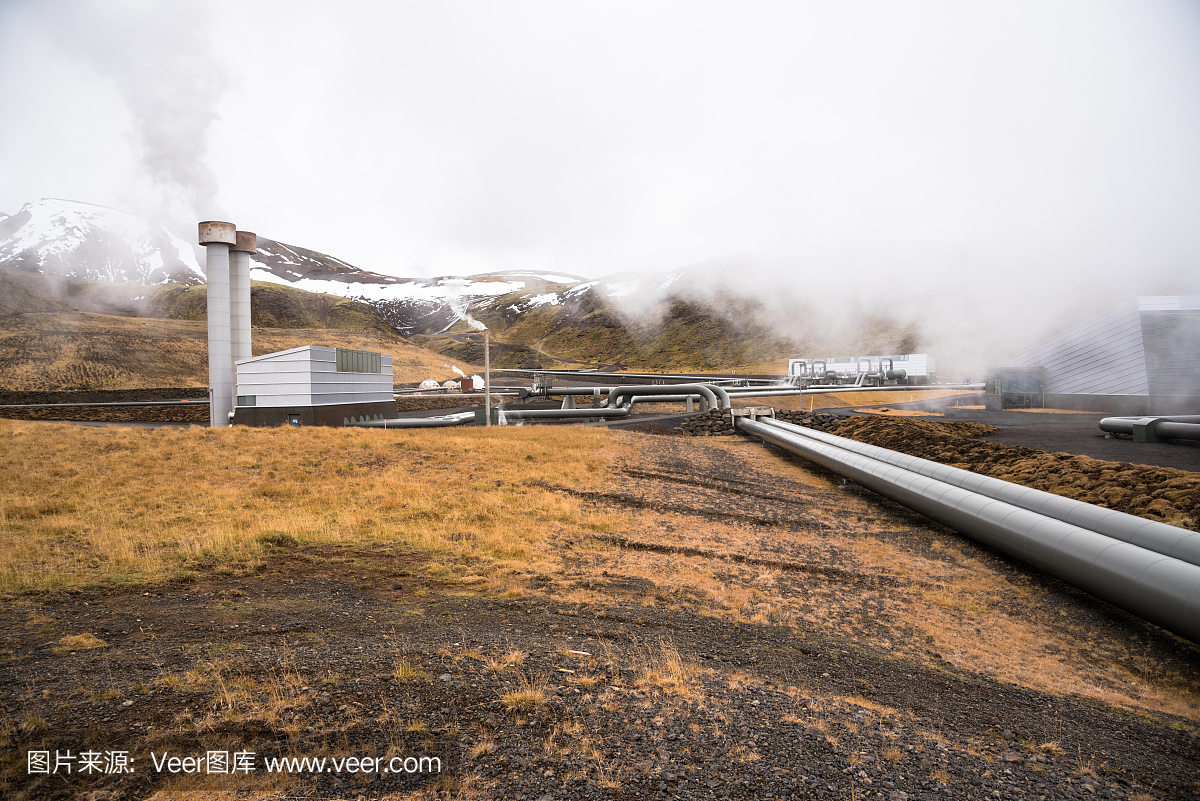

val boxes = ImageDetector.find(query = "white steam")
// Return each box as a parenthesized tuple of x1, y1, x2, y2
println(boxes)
(22, 0, 231, 232)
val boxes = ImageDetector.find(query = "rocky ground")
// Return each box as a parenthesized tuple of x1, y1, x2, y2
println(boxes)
(2, 426, 1198, 800)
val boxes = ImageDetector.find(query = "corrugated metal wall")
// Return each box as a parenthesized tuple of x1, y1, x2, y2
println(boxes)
(1142, 309, 1200, 403)
(998, 302, 1149, 396)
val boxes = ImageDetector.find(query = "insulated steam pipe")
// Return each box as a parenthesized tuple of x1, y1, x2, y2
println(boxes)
(1099, 416, 1200, 442)
(760, 417, 1200, 567)
(349, 412, 477, 428)
(0, 400, 209, 409)
(736, 417, 1200, 643)
(496, 407, 630, 421)
(199, 221, 237, 429)
(606, 383, 730, 409)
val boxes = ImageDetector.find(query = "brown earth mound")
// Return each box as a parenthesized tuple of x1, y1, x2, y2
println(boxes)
(826, 416, 1200, 532)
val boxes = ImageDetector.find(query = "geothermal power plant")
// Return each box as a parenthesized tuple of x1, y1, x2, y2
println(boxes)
(198, 220, 397, 428)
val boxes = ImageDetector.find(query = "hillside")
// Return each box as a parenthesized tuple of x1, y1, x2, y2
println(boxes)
(0, 198, 934, 382)
(0, 312, 479, 390)
(414, 289, 922, 374)
(151, 281, 398, 332)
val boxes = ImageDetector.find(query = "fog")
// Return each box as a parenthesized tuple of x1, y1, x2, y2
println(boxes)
(1, 0, 1198, 368)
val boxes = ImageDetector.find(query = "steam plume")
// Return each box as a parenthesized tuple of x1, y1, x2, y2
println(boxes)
(39, 0, 231, 231)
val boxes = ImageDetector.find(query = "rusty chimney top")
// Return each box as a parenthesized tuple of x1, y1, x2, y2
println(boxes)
(198, 221, 237, 245)
(232, 230, 258, 253)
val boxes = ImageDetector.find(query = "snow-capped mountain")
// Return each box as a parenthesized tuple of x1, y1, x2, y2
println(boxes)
(0, 198, 204, 285)
(0, 198, 710, 335)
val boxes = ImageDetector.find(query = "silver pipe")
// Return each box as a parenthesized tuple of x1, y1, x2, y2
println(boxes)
(1157, 421, 1200, 441)
(607, 383, 730, 409)
(349, 412, 477, 428)
(199, 221, 237, 429)
(761, 417, 1200, 567)
(736, 417, 1200, 643)
(1100, 416, 1200, 442)
(497, 407, 630, 421)
(0, 400, 209, 409)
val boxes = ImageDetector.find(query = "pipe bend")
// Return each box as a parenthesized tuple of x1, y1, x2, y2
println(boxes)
(606, 383, 725, 409)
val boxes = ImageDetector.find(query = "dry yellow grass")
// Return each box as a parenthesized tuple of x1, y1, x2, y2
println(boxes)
(500, 672, 551, 712)
(0, 420, 627, 591)
(52, 632, 108, 653)
(634, 640, 705, 699)
(852, 408, 944, 417)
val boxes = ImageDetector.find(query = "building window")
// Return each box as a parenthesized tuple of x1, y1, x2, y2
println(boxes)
(237, 395, 256, 406)
(335, 349, 382, 374)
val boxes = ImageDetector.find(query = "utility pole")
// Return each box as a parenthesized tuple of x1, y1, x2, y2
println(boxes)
(484, 330, 491, 427)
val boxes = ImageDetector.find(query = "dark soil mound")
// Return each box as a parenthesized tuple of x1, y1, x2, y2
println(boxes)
(827, 416, 1200, 532)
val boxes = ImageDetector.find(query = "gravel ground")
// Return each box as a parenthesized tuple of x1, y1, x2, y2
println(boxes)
(4, 569, 1197, 801)
(3, 429, 1198, 800)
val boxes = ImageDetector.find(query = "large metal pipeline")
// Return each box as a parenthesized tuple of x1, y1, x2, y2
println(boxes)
(348, 412, 478, 428)
(497, 407, 630, 421)
(0, 400, 209, 409)
(760, 418, 1200, 567)
(735, 417, 1200, 643)
(606, 383, 730, 409)
(1099, 415, 1200, 443)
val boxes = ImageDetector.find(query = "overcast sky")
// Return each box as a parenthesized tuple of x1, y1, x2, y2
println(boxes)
(2, 0, 1198, 311)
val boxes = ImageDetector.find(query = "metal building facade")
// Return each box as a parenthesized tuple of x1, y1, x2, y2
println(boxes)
(997, 296, 1200, 414)
(231, 345, 396, 426)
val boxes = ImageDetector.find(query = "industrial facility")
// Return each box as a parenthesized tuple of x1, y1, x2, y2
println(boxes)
(198, 221, 393, 428)
(231, 346, 396, 427)
(992, 296, 1200, 414)
(787, 354, 935, 385)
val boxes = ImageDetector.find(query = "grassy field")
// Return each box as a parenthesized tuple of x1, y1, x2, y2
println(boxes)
(0, 419, 624, 592)
(0, 312, 481, 390)
(2, 417, 1197, 737)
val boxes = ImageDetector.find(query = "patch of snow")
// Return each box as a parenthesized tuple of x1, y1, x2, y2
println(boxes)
(565, 281, 598, 297)
(248, 266, 292, 286)
(603, 280, 641, 298)
(526, 292, 561, 307)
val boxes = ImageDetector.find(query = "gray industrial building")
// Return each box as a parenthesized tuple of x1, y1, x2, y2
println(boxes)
(993, 296, 1200, 414)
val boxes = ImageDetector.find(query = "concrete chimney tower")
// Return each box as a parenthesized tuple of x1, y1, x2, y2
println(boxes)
(199, 221, 237, 428)
(230, 231, 256, 368)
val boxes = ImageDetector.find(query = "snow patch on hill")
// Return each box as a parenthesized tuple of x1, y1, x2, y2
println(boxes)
(0, 198, 203, 285)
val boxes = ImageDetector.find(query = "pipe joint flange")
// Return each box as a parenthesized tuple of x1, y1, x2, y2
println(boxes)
(1132, 417, 1166, 443)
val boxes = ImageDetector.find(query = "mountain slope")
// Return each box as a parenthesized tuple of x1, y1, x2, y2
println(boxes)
(151, 282, 398, 332)
(0, 199, 203, 285)
(0, 197, 929, 379)
(0, 312, 478, 391)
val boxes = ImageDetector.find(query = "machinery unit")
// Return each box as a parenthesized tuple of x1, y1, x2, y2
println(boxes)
(787, 353, 934, 386)
(231, 345, 396, 427)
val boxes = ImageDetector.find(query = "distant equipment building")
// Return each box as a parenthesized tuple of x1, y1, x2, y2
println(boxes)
(787, 354, 935, 385)
(993, 296, 1200, 414)
(232, 346, 396, 427)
